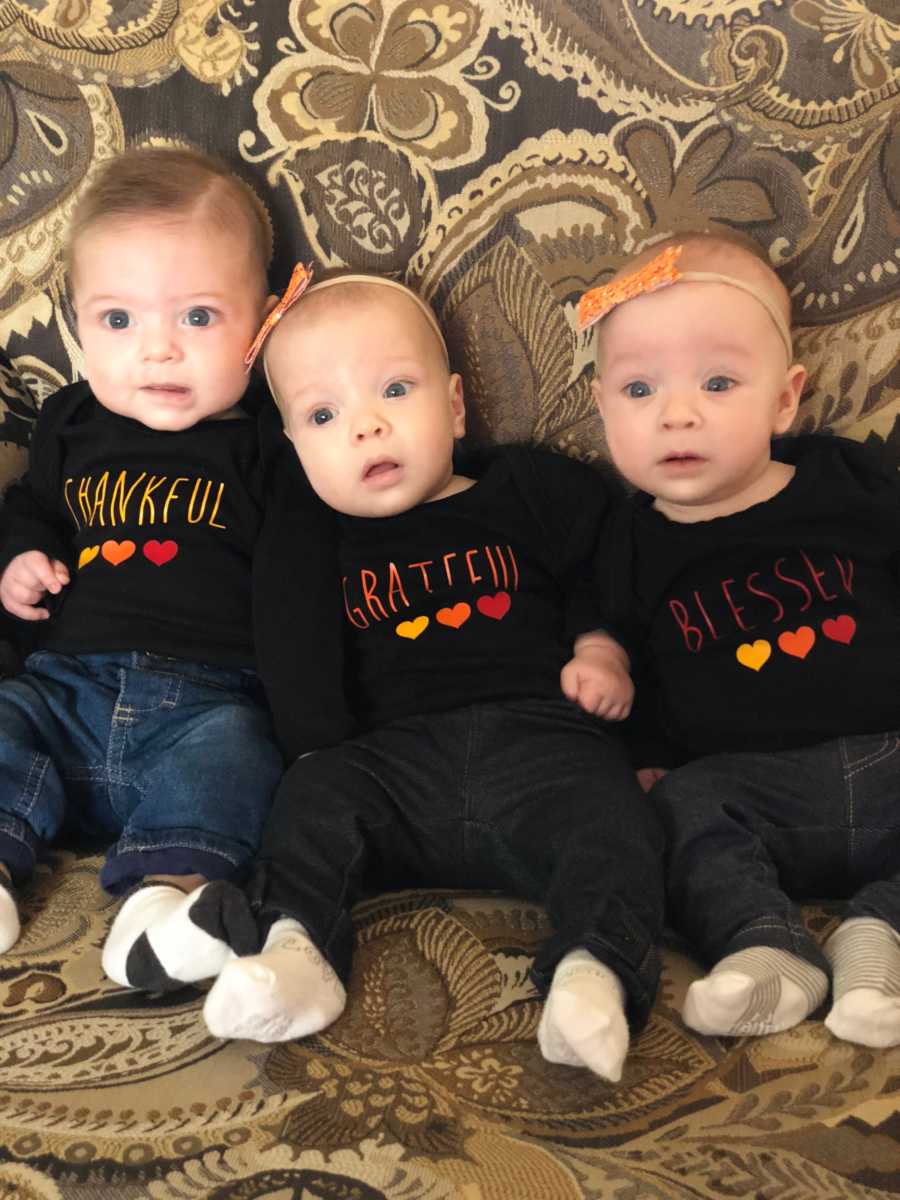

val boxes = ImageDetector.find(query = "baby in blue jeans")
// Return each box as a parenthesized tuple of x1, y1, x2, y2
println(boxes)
(0, 147, 283, 988)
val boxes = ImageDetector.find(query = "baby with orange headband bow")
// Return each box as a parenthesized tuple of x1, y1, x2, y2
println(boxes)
(584, 230, 900, 1047)
(202, 270, 667, 1082)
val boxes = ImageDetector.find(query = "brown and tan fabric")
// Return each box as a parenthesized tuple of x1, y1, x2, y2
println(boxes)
(0, 2, 899, 1195)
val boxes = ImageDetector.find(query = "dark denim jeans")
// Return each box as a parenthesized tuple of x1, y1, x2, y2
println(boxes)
(0, 650, 282, 893)
(249, 697, 665, 1033)
(654, 731, 900, 974)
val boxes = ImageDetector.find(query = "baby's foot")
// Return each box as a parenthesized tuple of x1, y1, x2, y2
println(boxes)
(825, 918, 900, 1048)
(102, 880, 258, 991)
(684, 946, 828, 1037)
(203, 918, 346, 1042)
(537, 949, 629, 1082)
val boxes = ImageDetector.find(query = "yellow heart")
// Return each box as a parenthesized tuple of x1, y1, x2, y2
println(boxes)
(396, 616, 429, 640)
(736, 640, 771, 671)
(78, 545, 100, 569)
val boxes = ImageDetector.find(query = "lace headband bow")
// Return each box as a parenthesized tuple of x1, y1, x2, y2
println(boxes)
(244, 261, 313, 370)
(244, 268, 450, 371)
(577, 244, 793, 359)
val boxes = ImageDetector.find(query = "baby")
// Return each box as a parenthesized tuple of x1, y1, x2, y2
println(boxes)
(585, 231, 900, 1046)
(0, 147, 284, 990)
(202, 272, 665, 1082)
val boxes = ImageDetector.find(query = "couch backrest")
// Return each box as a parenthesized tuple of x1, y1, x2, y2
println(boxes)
(2, 1, 898, 494)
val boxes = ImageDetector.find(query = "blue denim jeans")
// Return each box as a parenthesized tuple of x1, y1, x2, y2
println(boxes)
(653, 731, 900, 974)
(249, 697, 665, 1033)
(0, 650, 283, 893)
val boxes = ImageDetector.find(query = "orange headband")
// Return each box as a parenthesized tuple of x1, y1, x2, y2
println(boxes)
(578, 244, 793, 359)
(245, 268, 450, 374)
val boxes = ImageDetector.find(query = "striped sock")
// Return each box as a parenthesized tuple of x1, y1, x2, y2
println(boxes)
(683, 946, 828, 1037)
(824, 918, 900, 1048)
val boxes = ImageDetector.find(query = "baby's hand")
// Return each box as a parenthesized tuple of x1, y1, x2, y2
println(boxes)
(637, 766, 668, 793)
(561, 639, 634, 721)
(0, 551, 69, 620)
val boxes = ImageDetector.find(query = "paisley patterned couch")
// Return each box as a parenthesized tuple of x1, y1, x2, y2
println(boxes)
(1, 3, 898, 1197)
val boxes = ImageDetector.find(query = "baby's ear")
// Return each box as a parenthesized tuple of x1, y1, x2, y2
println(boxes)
(775, 362, 806, 433)
(449, 373, 466, 437)
(590, 376, 604, 416)
(262, 293, 280, 317)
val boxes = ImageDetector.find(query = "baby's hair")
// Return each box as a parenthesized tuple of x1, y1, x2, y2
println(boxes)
(639, 226, 772, 268)
(65, 145, 273, 290)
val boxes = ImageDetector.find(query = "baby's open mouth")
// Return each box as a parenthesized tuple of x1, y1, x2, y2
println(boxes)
(364, 460, 400, 479)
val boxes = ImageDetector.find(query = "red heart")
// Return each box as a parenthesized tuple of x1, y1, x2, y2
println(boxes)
(143, 539, 179, 566)
(822, 614, 856, 644)
(476, 591, 511, 621)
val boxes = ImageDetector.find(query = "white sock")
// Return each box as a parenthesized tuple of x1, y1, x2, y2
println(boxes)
(102, 883, 237, 989)
(203, 918, 347, 1043)
(825, 918, 900, 1048)
(684, 946, 828, 1037)
(537, 949, 630, 1082)
(0, 882, 20, 954)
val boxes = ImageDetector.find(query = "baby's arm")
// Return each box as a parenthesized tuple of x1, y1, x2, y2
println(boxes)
(0, 551, 70, 620)
(561, 630, 634, 721)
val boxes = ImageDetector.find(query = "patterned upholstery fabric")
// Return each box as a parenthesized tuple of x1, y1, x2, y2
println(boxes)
(0, 3, 898, 1196)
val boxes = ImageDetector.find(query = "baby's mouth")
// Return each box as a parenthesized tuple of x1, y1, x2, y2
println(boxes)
(364, 459, 400, 479)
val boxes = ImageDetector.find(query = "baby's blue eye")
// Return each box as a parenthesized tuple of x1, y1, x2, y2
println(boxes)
(103, 310, 130, 330)
(185, 308, 212, 327)
(311, 408, 334, 426)
(706, 375, 734, 392)
(384, 381, 409, 398)
(625, 380, 652, 399)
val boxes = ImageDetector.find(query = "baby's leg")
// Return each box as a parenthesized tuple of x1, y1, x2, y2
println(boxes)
(825, 919, 900, 1047)
(537, 949, 629, 1082)
(204, 918, 346, 1042)
(655, 749, 836, 1036)
(475, 699, 665, 1078)
(102, 876, 259, 990)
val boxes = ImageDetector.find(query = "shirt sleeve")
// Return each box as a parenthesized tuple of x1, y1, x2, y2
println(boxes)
(0, 388, 77, 583)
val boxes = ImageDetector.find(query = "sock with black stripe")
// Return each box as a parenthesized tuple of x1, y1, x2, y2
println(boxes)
(102, 880, 259, 991)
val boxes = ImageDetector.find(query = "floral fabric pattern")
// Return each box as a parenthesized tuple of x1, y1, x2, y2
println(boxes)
(0, 2, 898, 1195)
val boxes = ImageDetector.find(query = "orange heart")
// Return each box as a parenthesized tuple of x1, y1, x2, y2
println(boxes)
(476, 591, 511, 620)
(736, 640, 771, 671)
(101, 539, 136, 566)
(143, 539, 178, 566)
(78, 546, 99, 570)
(396, 616, 429, 640)
(777, 626, 815, 659)
(436, 603, 471, 629)
(822, 614, 856, 644)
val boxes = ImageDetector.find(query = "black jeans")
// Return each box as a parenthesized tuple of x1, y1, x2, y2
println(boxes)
(250, 698, 665, 1032)
(654, 731, 900, 974)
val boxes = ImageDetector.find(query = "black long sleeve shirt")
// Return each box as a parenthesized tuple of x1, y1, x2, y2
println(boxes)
(0, 382, 268, 667)
(261, 444, 620, 754)
(604, 435, 900, 758)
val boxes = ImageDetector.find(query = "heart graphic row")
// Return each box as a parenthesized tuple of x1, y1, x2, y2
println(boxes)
(78, 540, 179, 569)
(396, 592, 511, 639)
(736, 615, 856, 671)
